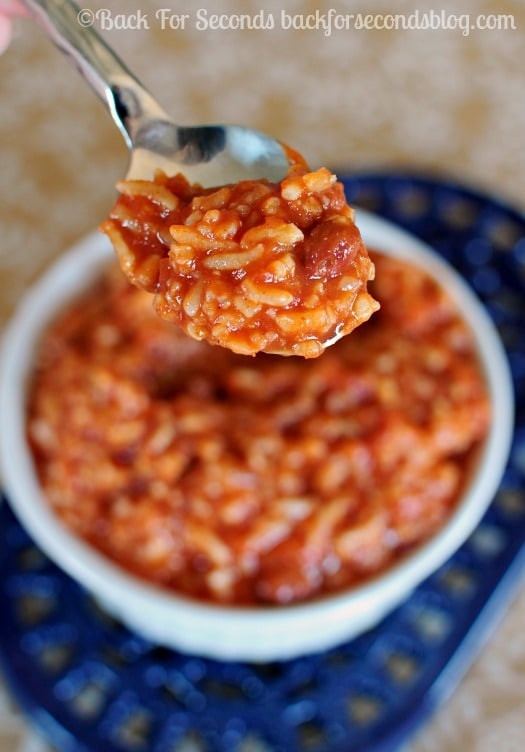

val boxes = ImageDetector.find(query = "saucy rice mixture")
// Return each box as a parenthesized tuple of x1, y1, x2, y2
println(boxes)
(101, 164, 379, 358)
(27, 252, 490, 605)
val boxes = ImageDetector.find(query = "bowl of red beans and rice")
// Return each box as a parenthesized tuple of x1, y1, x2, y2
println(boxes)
(0, 210, 513, 661)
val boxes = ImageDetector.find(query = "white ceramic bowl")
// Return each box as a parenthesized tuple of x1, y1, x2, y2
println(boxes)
(0, 211, 514, 662)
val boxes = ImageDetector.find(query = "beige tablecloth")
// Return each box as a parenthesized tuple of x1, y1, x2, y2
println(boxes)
(1, 1, 524, 750)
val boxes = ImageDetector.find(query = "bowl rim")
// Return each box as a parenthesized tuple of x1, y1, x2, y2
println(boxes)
(0, 210, 515, 659)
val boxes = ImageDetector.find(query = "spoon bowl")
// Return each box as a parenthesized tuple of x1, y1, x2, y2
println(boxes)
(127, 121, 291, 185)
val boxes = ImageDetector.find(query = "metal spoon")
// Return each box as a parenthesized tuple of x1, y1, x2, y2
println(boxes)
(22, 0, 291, 186)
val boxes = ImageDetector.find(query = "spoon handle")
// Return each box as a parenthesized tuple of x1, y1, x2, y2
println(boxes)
(22, 0, 167, 148)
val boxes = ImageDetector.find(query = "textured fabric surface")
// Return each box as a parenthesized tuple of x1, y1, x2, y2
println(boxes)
(1, 1, 524, 750)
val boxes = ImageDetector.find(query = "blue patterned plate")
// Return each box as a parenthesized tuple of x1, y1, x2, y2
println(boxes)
(1, 173, 524, 752)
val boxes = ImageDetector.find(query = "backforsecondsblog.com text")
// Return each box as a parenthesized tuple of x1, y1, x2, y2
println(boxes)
(76, 7, 518, 38)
